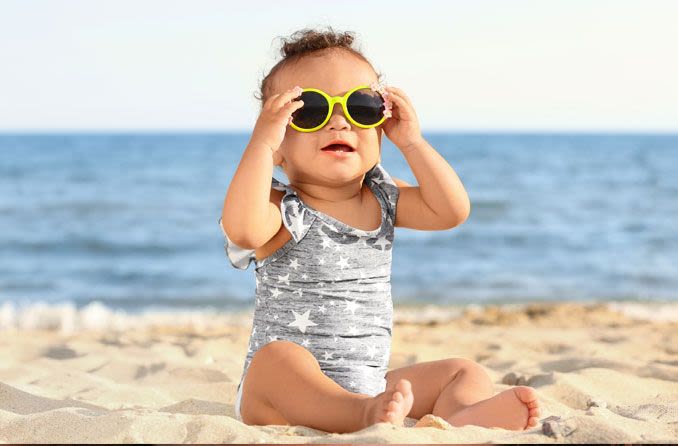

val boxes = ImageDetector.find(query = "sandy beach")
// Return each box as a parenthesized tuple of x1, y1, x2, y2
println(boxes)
(1, 300, 677, 443)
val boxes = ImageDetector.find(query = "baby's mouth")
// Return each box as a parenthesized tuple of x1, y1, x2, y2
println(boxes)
(321, 144, 355, 152)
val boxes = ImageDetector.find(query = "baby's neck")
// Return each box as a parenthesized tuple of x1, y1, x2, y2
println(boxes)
(289, 179, 365, 204)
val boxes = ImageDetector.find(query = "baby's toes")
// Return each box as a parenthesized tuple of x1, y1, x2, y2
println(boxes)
(527, 416, 539, 428)
(514, 386, 538, 405)
(529, 407, 540, 418)
(393, 391, 403, 402)
(384, 406, 399, 423)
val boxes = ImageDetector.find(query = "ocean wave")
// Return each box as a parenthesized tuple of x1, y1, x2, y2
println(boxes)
(1, 299, 676, 335)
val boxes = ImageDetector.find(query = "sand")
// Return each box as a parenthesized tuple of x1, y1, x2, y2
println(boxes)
(1, 300, 677, 443)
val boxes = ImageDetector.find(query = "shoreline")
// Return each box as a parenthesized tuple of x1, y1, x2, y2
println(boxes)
(1, 299, 677, 335)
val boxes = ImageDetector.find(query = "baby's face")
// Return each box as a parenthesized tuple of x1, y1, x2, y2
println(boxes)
(270, 49, 383, 185)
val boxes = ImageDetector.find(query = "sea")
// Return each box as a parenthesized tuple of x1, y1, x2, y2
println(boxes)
(1, 132, 677, 320)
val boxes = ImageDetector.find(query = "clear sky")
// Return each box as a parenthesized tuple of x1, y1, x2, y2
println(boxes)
(1, 0, 677, 132)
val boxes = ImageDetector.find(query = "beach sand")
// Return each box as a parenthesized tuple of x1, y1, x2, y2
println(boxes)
(1, 300, 677, 443)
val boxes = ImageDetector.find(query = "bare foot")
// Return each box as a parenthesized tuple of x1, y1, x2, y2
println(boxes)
(362, 379, 414, 428)
(446, 386, 541, 430)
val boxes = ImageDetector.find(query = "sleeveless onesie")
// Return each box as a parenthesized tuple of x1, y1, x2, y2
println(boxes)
(218, 162, 399, 420)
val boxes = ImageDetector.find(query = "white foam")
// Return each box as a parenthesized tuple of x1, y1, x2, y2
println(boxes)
(0, 300, 249, 334)
(0, 300, 675, 333)
(606, 301, 678, 322)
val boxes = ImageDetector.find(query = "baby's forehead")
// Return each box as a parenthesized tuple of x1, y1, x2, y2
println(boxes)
(272, 53, 378, 95)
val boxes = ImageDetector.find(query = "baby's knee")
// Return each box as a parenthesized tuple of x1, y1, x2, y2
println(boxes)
(252, 340, 318, 368)
(446, 358, 492, 381)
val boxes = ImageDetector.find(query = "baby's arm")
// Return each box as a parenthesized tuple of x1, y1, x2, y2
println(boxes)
(221, 86, 304, 249)
(221, 142, 281, 249)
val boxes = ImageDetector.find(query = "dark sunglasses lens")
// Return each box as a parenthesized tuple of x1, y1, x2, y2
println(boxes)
(291, 91, 328, 129)
(346, 88, 385, 125)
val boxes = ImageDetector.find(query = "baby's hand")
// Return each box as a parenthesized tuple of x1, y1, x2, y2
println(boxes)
(381, 86, 424, 152)
(250, 86, 305, 153)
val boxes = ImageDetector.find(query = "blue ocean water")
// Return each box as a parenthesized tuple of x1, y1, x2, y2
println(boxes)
(1, 132, 676, 313)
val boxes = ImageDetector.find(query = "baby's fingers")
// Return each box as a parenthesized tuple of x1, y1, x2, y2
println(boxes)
(271, 86, 304, 111)
(283, 99, 304, 122)
(385, 86, 412, 104)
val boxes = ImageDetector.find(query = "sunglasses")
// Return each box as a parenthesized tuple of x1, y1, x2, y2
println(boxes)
(289, 85, 391, 132)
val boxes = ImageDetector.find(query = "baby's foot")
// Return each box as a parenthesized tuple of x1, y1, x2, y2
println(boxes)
(362, 379, 414, 428)
(446, 386, 541, 430)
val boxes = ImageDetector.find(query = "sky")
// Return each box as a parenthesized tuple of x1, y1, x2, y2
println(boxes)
(1, 0, 677, 132)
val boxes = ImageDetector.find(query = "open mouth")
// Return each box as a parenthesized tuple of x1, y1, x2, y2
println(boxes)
(321, 144, 355, 152)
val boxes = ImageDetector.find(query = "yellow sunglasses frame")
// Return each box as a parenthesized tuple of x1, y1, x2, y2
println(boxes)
(289, 85, 389, 133)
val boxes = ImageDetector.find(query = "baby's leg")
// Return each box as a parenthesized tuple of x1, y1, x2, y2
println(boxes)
(240, 340, 413, 433)
(386, 358, 540, 430)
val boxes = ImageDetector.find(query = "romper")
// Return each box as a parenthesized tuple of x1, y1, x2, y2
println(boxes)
(218, 162, 400, 419)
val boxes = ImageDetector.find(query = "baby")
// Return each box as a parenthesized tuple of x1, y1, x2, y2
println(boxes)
(219, 27, 540, 434)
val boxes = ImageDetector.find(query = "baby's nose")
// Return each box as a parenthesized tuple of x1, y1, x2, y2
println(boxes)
(326, 104, 351, 130)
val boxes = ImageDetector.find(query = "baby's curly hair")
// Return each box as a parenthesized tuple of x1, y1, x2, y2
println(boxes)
(255, 26, 384, 108)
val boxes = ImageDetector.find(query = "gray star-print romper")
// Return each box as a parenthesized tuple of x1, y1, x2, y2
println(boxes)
(218, 162, 399, 420)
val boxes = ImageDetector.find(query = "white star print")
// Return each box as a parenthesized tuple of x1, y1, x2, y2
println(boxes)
(270, 288, 283, 299)
(349, 380, 356, 387)
(277, 273, 290, 285)
(301, 338, 310, 347)
(374, 236, 390, 250)
(348, 325, 358, 335)
(290, 213, 310, 242)
(289, 259, 299, 270)
(322, 351, 334, 360)
(273, 314, 279, 320)
(287, 309, 318, 334)
(333, 244, 341, 252)
(336, 256, 350, 269)
(321, 238, 333, 250)
(333, 335, 339, 342)
(268, 335, 278, 342)
(302, 273, 308, 280)
(374, 315, 384, 325)
(319, 258, 325, 265)
(336, 356, 345, 364)
(366, 344, 378, 359)
(329, 300, 335, 306)
(318, 305, 326, 313)
(344, 299, 360, 316)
